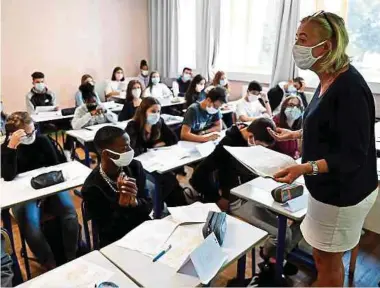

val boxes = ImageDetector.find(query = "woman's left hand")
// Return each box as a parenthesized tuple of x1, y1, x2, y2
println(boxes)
(274, 164, 310, 184)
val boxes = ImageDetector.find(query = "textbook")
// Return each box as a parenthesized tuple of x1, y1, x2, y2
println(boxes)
(223, 145, 297, 178)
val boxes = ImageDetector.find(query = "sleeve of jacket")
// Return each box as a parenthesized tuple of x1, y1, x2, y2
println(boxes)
(1, 145, 18, 181)
(71, 105, 93, 129)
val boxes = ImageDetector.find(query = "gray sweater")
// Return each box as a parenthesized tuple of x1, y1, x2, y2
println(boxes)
(71, 104, 117, 130)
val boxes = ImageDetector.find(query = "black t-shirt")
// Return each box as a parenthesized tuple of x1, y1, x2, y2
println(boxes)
(302, 65, 377, 207)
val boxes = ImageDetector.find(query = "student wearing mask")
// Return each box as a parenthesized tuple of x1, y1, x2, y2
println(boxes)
(235, 81, 272, 122)
(1, 112, 79, 270)
(293, 77, 308, 108)
(105, 67, 126, 100)
(71, 82, 117, 130)
(142, 71, 172, 98)
(184, 74, 206, 108)
(126, 97, 178, 156)
(75, 74, 100, 106)
(118, 80, 143, 121)
(172, 67, 192, 97)
(273, 96, 303, 158)
(181, 87, 226, 143)
(26, 72, 57, 114)
(81, 126, 152, 247)
(212, 71, 233, 127)
(137, 60, 149, 89)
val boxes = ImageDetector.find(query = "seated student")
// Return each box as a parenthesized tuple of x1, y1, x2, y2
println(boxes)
(137, 59, 149, 89)
(26, 71, 57, 114)
(212, 71, 233, 127)
(181, 86, 226, 143)
(190, 118, 276, 211)
(142, 71, 172, 98)
(75, 74, 100, 106)
(172, 67, 192, 97)
(105, 67, 126, 100)
(235, 81, 272, 122)
(184, 74, 206, 108)
(292, 76, 308, 108)
(71, 82, 117, 130)
(118, 80, 143, 121)
(1, 112, 79, 270)
(81, 126, 152, 247)
(126, 97, 178, 156)
(273, 95, 303, 158)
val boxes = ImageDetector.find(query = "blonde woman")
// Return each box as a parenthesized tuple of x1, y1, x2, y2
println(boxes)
(269, 11, 378, 286)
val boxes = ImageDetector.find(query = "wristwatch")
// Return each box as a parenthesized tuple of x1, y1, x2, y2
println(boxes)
(308, 161, 318, 176)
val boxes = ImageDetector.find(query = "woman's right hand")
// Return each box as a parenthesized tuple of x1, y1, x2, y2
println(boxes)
(267, 127, 296, 142)
(7, 129, 26, 149)
(206, 133, 220, 141)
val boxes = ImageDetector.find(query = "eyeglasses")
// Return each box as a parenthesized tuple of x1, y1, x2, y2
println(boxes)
(24, 129, 36, 138)
(311, 10, 335, 38)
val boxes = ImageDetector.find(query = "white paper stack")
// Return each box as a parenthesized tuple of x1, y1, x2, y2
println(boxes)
(168, 202, 220, 224)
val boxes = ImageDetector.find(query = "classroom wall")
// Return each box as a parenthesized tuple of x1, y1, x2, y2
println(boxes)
(1, 0, 149, 112)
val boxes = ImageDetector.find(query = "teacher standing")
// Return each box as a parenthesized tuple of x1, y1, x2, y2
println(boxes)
(269, 11, 378, 286)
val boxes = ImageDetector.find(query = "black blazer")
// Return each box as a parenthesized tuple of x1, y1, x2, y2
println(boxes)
(118, 101, 138, 121)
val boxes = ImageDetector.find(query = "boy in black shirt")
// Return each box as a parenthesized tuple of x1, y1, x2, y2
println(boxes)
(81, 126, 152, 247)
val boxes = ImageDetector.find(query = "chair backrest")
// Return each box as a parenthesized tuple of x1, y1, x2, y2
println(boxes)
(161, 77, 176, 88)
(81, 200, 99, 250)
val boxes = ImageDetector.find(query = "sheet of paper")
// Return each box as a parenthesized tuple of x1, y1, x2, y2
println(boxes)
(29, 258, 114, 288)
(35, 106, 57, 113)
(282, 194, 308, 213)
(224, 145, 297, 178)
(168, 202, 220, 224)
(158, 223, 204, 270)
(195, 141, 216, 158)
(188, 233, 228, 284)
(116, 218, 179, 256)
(249, 177, 284, 192)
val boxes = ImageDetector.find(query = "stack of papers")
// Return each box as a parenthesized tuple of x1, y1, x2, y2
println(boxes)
(168, 202, 220, 224)
(224, 145, 297, 178)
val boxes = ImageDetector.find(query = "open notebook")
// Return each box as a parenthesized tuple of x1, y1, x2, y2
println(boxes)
(224, 145, 297, 178)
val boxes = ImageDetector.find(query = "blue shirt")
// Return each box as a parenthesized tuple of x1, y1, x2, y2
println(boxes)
(75, 90, 100, 107)
(183, 102, 221, 133)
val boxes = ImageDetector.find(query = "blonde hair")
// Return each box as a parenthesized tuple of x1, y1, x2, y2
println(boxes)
(5, 112, 32, 134)
(301, 12, 350, 74)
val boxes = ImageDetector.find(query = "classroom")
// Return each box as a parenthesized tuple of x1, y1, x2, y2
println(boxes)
(1, 0, 380, 287)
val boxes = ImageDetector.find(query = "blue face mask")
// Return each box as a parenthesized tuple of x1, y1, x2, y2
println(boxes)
(286, 85, 297, 95)
(182, 74, 191, 82)
(284, 107, 302, 121)
(147, 112, 160, 125)
(151, 77, 160, 85)
(219, 79, 227, 86)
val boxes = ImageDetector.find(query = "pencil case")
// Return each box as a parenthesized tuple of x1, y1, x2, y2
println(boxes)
(31, 170, 65, 189)
(271, 183, 304, 203)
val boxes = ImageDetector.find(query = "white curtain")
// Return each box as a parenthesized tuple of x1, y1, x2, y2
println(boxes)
(148, 0, 179, 78)
(270, 0, 301, 87)
(195, 0, 222, 81)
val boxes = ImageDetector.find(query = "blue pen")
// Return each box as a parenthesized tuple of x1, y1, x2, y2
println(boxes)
(152, 245, 172, 262)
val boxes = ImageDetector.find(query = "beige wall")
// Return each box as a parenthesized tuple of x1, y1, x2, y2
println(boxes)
(1, 0, 148, 112)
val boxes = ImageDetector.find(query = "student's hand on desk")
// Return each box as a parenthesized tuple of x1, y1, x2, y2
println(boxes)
(153, 142, 166, 148)
(216, 197, 229, 212)
(267, 127, 295, 142)
(95, 107, 104, 115)
(206, 133, 219, 141)
(7, 129, 26, 149)
(274, 164, 309, 184)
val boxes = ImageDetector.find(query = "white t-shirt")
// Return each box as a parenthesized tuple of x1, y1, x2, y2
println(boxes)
(235, 98, 266, 119)
(105, 80, 127, 95)
(142, 83, 172, 98)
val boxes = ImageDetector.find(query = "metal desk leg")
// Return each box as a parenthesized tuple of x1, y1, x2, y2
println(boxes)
(84, 143, 90, 167)
(153, 173, 162, 219)
(275, 215, 287, 282)
(1, 209, 15, 249)
(251, 247, 256, 277)
(237, 255, 246, 282)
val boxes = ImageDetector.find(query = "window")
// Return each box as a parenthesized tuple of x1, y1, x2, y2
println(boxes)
(299, 0, 380, 88)
(178, 0, 196, 73)
(217, 0, 279, 80)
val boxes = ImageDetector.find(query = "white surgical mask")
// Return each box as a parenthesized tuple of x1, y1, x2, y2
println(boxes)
(183, 74, 191, 82)
(286, 85, 298, 95)
(106, 149, 134, 167)
(141, 70, 149, 76)
(20, 132, 36, 145)
(132, 88, 141, 99)
(146, 112, 160, 125)
(152, 77, 160, 85)
(195, 84, 204, 93)
(284, 107, 302, 121)
(292, 41, 326, 70)
(247, 138, 256, 147)
(219, 79, 228, 86)
(206, 105, 219, 115)
(248, 93, 259, 102)
(34, 83, 45, 92)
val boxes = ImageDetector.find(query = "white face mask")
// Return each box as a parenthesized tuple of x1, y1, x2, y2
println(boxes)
(292, 41, 326, 70)
(20, 132, 36, 145)
(195, 84, 204, 93)
(146, 112, 160, 125)
(183, 74, 191, 82)
(106, 149, 134, 167)
(141, 70, 149, 76)
(248, 93, 259, 102)
(34, 83, 45, 92)
(219, 79, 228, 86)
(206, 105, 219, 115)
(131, 88, 141, 99)
(284, 107, 302, 121)
(247, 137, 255, 147)
(152, 77, 160, 85)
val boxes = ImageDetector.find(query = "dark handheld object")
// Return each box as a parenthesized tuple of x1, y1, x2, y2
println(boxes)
(271, 183, 303, 203)
(31, 170, 65, 189)
(61, 107, 76, 116)
(202, 211, 227, 245)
